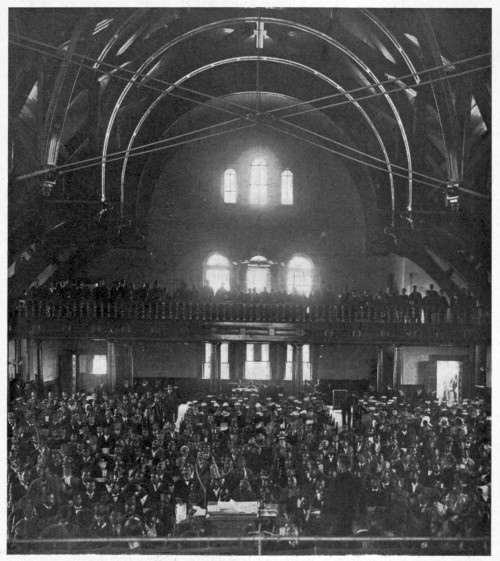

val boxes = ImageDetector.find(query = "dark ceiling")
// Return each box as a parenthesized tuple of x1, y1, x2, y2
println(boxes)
(8, 8, 491, 303)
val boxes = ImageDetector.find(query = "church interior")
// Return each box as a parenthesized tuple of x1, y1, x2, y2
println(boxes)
(7, 7, 491, 554)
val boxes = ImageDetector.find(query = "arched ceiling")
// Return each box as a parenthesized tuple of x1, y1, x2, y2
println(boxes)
(8, 7, 491, 302)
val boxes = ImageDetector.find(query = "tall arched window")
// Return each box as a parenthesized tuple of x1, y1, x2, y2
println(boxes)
(246, 255, 271, 293)
(281, 169, 293, 205)
(250, 159, 268, 205)
(223, 169, 237, 203)
(287, 255, 314, 296)
(204, 253, 231, 292)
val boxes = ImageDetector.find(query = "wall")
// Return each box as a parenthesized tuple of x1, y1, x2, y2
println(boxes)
(41, 340, 59, 382)
(133, 342, 203, 378)
(146, 125, 384, 295)
(313, 345, 377, 381)
(400, 345, 473, 385)
(81, 122, 446, 296)
(391, 255, 442, 295)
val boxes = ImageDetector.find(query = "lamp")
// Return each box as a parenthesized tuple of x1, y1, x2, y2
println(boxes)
(446, 182, 460, 211)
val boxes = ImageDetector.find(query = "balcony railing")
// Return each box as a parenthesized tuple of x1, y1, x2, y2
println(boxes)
(12, 298, 487, 326)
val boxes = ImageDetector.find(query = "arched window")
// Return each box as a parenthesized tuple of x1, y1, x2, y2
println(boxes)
(281, 169, 293, 205)
(250, 159, 268, 205)
(287, 255, 314, 296)
(246, 255, 271, 293)
(204, 253, 231, 292)
(223, 169, 237, 203)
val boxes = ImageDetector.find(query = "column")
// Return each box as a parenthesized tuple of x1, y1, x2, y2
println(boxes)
(113, 342, 134, 390)
(393, 345, 402, 390)
(474, 344, 487, 386)
(107, 341, 117, 392)
(293, 344, 303, 395)
(211, 342, 220, 394)
(376, 346, 384, 393)
(128, 344, 135, 386)
(36, 340, 43, 381)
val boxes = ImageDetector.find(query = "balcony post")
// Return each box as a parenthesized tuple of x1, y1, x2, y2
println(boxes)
(376, 346, 384, 393)
(211, 342, 220, 394)
(393, 345, 402, 390)
(293, 344, 303, 395)
(107, 341, 117, 392)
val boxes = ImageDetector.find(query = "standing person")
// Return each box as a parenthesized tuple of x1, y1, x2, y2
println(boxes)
(341, 392, 357, 428)
(165, 383, 179, 423)
(408, 285, 422, 323)
(322, 454, 367, 536)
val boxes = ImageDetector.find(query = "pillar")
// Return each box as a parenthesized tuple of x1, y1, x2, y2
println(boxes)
(393, 345, 402, 390)
(107, 341, 117, 392)
(113, 342, 134, 390)
(211, 342, 220, 394)
(293, 344, 303, 395)
(376, 346, 384, 393)
(36, 340, 43, 381)
(474, 344, 487, 387)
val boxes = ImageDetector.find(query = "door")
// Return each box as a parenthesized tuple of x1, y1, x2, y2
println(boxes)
(436, 361, 461, 403)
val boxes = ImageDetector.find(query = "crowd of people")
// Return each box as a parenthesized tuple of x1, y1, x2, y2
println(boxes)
(18, 277, 481, 325)
(8, 378, 490, 552)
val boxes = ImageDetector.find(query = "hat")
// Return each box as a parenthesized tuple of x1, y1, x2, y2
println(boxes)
(421, 416, 432, 426)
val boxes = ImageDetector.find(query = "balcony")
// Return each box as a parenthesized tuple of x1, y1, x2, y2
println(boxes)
(10, 298, 489, 345)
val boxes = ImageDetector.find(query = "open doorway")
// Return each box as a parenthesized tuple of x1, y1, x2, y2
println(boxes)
(436, 360, 460, 404)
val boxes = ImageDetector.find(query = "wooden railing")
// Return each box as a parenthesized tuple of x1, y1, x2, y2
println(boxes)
(13, 298, 486, 326)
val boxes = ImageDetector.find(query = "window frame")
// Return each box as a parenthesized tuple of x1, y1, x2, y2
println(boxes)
(281, 169, 294, 205)
(249, 158, 269, 206)
(223, 168, 238, 204)
(287, 254, 314, 296)
(204, 252, 231, 293)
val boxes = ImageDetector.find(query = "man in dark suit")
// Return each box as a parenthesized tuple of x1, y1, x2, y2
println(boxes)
(323, 454, 367, 535)
(404, 470, 426, 498)
(172, 467, 195, 505)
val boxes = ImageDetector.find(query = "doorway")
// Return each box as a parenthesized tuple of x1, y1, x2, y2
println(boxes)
(436, 360, 460, 404)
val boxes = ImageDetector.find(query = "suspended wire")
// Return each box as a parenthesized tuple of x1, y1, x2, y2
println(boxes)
(11, 32, 491, 125)
(282, 120, 445, 187)
(54, 122, 257, 176)
(282, 64, 491, 119)
(10, 32, 253, 116)
(9, 31, 490, 199)
(266, 52, 491, 117)
(268, 120, 490, 199)
(264, 120, 457, 192)
(9, 35, 248, 119)
(15, 116, 243, 181)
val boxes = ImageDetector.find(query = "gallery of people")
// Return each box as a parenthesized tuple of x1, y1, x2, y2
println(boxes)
(7, 6, 491, 556)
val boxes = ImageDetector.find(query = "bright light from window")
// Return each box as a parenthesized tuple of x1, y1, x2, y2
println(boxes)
(285, 344, 294, 381)
(245, 343, 270, 380)
(221, 343, 230, 379)
(223, 169, 238, 203)
(205, 253, 231, 292)
(247, 266, 271, 293)
(302, 344, 311, 381)
(287, 255, 314, 296)
(246, 256, 271, 293)
(203, 343, 212, 379)
(92, 355, 107, 375)
(281, 169, 293, 205)
(250, 159, 268, 205)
